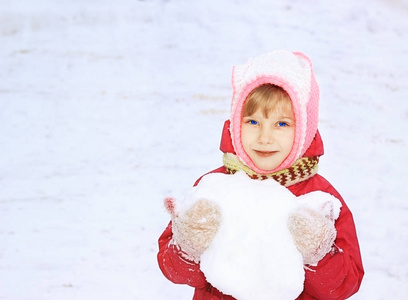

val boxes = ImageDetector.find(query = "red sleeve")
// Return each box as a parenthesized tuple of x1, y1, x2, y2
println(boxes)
(157, 167, 228, 293)
(157, 222, 208, 288)
(293, 176, 364, 300)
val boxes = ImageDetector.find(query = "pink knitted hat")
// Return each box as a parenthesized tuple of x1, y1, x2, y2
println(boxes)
(230, 50, 320, 174)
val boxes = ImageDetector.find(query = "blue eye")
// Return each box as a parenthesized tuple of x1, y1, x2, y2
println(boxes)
(249, 120, 258, 125)
(278, 122, 288, 127)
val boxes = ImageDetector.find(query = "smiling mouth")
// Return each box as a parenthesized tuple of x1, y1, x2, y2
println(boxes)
(254, 150, 278, 157)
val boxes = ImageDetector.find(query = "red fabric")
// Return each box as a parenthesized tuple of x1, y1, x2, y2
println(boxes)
(157, 123, 364, 299)
(220, 120, 235, 155)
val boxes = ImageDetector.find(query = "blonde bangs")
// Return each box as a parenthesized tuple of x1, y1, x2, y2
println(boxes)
(242, 84, 292, 118)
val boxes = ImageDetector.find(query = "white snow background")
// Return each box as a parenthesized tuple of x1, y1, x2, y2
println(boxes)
(0, 0, 407, 299)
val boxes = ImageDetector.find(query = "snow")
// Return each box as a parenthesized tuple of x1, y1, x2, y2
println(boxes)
(179, 171, 340, 300)
(0, 0, 407, 299)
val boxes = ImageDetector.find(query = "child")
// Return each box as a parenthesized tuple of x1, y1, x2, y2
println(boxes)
(157, 50, 364, 299)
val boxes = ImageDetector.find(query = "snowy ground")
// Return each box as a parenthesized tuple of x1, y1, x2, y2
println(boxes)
(1, 0, 407, 299)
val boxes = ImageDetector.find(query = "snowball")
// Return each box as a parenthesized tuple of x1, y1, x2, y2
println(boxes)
(179, 171, 342, 299)
(183, 171, 304, 299)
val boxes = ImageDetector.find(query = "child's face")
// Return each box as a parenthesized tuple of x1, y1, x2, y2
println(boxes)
(241, 105, 295, 171)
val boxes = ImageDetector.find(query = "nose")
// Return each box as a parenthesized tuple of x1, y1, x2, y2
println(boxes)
(258, 127, 274, 145)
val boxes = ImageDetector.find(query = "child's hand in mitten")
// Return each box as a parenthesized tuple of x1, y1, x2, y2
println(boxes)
(288, 200, 337, 266)
(164, 197, 221, 263)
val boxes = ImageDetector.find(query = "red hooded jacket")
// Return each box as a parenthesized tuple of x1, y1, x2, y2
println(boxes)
(157, 122, 364, 299)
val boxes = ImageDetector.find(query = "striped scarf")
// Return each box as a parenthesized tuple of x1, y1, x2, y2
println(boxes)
(223, 152, 319, 187)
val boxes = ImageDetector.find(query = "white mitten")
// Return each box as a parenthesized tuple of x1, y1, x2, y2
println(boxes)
(288, 192, 341, 266)
(164, 197, 221, 263)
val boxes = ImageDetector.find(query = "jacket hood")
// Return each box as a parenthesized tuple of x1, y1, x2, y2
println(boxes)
(228, 50, 320, 173)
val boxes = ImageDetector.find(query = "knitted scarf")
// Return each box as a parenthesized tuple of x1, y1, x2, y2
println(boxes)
(223, 152, 319, 187)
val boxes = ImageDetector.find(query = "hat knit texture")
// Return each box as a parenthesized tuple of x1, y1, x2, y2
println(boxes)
(230, 50, 320, 174)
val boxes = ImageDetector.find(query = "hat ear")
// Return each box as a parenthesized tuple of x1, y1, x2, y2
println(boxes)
(293, 52, 311, 68)
(231, 64, 250, 95)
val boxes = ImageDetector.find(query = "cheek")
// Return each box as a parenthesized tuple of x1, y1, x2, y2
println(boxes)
(240, 126, 253, 149)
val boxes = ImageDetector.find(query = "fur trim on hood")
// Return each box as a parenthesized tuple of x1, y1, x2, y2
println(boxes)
(229, 50, 320, 174)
